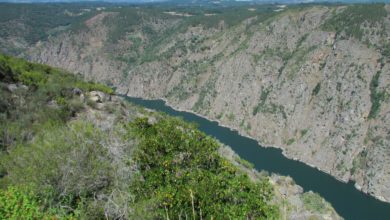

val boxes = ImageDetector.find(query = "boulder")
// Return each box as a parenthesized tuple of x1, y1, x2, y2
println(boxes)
(6, 84, 18, 92)
(72, 88, 82, 96)
(88, 91, 107, 103)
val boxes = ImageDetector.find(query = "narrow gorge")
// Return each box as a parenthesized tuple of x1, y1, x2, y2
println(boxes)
(1, 1, 390, 207)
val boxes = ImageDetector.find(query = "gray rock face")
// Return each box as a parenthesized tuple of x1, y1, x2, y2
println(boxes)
(12, 5, 390, 202)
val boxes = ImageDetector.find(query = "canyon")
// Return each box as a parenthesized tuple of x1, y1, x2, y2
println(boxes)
(1, 2, 390, 203)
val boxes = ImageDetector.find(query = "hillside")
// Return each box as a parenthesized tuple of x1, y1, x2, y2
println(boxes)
(0, 2, 389, 203)
(0, 54, 341, 219)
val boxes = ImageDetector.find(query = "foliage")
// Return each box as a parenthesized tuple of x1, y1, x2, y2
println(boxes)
(368, 70, 385, 119)
(103, 5, 278, 65)
(0, 55, 281, 219)
(235, 156, 255, 170)
(0, 186, 77, 219)
(0, 3, 101, 45)
(181, 6, 275, 29)
(253, 88, 271, 116)
(382, 43, 390, 59)
(302, 192, 329, 214)
(286, 138, 295, 146)
(19, 70, 48, 87)
(0, 53, 113, 93)
(0, 53, 113, 151)
(0, 53, 132, 218)
(129, 117, 279, 219)
(322, 4, 386, 40)
(301, 129, 309, 137)
(312, 83, 321, 96)
(0, 186, 51, 219)
(1, 121, 112, 216)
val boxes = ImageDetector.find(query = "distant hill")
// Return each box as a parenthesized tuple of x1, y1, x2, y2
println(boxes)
(0, 0, 389, 4)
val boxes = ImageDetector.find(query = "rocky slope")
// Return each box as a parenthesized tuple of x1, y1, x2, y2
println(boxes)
(1, 3, 390, 203)
(0, 54, 341, 219)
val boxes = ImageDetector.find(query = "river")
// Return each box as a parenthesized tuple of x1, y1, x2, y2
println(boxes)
(124, 95, 390, 220)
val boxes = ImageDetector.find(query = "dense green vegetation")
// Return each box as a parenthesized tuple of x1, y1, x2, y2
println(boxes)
(0, 54, 113, 151)
(0, 54, 117, 217)
(0, 54, 280, 219)
(0, 3, 102, 45)
(0, 186, 61, 219)
(322, 4, 386, 40)
(102, 4, 279, 66)
(130, 117, 279, 219)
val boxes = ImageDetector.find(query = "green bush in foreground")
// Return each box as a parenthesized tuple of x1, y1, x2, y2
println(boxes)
(0, 186, 60, 219)
(2, 121, 112, 213)
(0, 186, 44, 219)
(129, 117, 279, 219)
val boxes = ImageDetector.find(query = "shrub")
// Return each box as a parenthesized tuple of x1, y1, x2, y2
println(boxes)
(312, 83, 321, 96)
(19, 70, 47, 87)
(302, 192, 329, 214)
(2, 121, 112, 215)
(129, 117, 279, 219)
(0, 186, 51, 219)
(75, 81, 114, 95)
(67, 98, 85, 113)
(286, 138, 295, 145)
(368, 71, 384, 119)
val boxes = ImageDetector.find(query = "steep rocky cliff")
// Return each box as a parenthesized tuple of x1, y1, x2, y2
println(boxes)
(2, 3, 390, 203)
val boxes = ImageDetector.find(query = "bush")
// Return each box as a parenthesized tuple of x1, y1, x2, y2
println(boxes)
(302, 192, 329, 214)
(76, 81, 114, 95)
(129, 117, 279, 219)
(2, 121, 112, 215)
(312, 83, 321, 96)
(19, 70, 47, 87)
(368, 71, 384, 119)
(0, 186, 52, 219)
